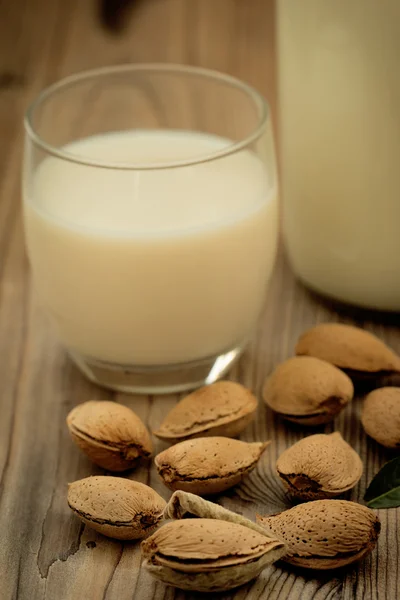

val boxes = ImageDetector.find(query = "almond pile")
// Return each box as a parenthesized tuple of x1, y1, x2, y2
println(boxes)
(61, 322, 398, 592)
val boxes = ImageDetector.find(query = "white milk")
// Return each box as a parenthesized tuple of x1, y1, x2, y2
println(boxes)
(24, 130, 277, 364)
(278, 0, 400, 310)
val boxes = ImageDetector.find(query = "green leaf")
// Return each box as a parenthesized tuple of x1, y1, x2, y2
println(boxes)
(364, 456, 400, 509)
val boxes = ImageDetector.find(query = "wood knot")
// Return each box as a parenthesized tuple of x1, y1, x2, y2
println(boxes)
(0, 71, 25, 89)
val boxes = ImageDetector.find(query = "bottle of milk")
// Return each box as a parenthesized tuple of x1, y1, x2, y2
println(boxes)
(278, 0, 400, 311)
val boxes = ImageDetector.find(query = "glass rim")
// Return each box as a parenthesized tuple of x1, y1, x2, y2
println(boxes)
(24, 63, 269, 171)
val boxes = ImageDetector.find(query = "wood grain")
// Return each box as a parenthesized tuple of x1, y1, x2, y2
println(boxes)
(0, 1, 399, 599)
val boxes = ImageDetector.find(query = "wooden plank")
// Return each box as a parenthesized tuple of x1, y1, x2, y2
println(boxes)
(0, 1, 398, 599)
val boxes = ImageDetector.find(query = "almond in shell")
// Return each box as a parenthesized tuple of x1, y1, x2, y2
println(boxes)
(67, 400, 153, 471)
(296, 323, 400, 377)
(154, 381, 257, 443)
(67, 476, 166, 540)
(361, 387, 400, 448)
(276, 432, 363, 500)
(257, 499, 380, 570)
(141, 518, 285, 592)
(263, 356, 353, 425)
(155, 436, 270, 496)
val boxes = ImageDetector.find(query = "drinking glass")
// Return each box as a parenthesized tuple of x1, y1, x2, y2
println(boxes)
(23, 64, 278, 393)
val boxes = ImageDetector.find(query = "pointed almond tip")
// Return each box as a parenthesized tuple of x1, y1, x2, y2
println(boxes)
(256, 440, 271, 450)
(259, 440, 271, 452)
(330, 431, 343, 440)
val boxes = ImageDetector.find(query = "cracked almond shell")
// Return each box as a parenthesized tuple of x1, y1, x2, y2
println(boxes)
(153, 381, 257, 443)
(276, 432, 363, 500)
(164, 490, 272, 536)
(154, 436, 270, 496)
(361, 387, 400, 448)
(296, 323, 400, 375)
(141, 518, 285, 592)
(263, 356, 353, 425)
(257, 500, 380, 570)
(67, 400, 153, 471)
(67, 476, 166, 540)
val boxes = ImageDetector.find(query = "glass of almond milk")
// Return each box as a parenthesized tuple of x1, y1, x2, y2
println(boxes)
(23, 65, 278, 393)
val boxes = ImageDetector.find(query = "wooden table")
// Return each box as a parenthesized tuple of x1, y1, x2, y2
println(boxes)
(1, 1, 399, 598)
